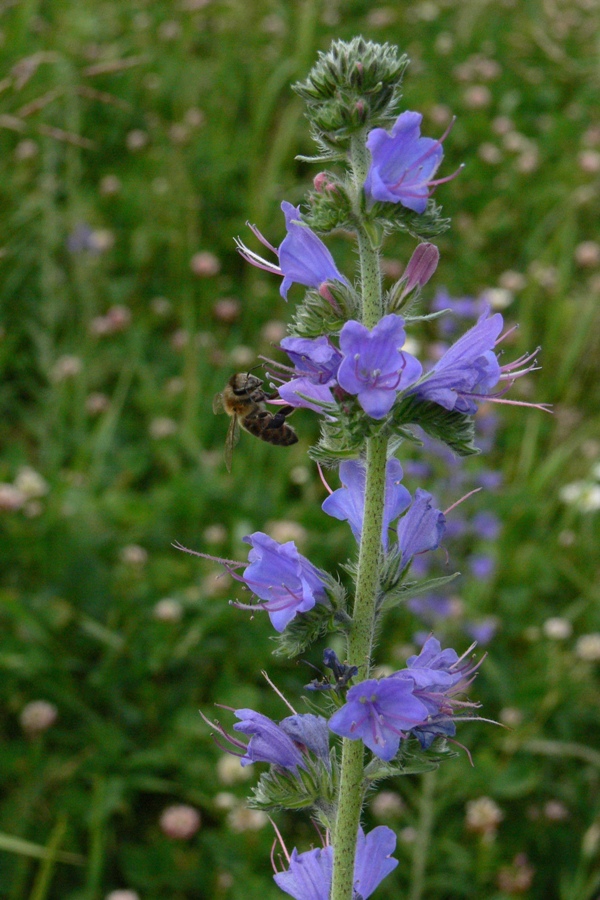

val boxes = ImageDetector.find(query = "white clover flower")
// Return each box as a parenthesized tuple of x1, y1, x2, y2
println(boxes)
(227, 806, 268, 832)
(20, 700, 58, 734)
(217, 754, 252, 785)
(153, 598, 183, 622)
(159, 804, 201, 839)
(542, 617, 573, 640)
(105, 891, 140, 900)
(465, 797, 504, 838)
(14, 466, 49, 499)
(575, 633, 600, 662)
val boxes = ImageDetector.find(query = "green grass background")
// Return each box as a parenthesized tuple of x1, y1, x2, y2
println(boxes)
(0, 0, 599, 898)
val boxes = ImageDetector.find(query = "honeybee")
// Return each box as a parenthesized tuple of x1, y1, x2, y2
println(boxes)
(213, 372, 298, 471)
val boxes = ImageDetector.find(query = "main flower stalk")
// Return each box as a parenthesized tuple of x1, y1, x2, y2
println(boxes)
(331, 141, 388, 899)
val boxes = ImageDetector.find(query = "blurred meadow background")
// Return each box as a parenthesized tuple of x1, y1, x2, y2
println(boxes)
(1, 0, 600, 898)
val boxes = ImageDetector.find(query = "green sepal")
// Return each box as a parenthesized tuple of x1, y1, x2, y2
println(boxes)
(390, 395, 479, 457)
(379, 571, 461, 612)
(403, 307, 452, 324)
(368, 199, 451, 242)
(364, 739, 459, 781)
(362, 218, 384, 251)
(249, 753, 338, 822)
(303, 179, 355, 233)
(309, 407, 382, 467)
(271, 575, 350, 658)
(289, 283, 359, 338)
(296, 150, 347, 164)
(292, 38, 409, 151)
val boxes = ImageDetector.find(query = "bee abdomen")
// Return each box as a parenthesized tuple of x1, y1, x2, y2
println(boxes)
(242, 412, 298, 447)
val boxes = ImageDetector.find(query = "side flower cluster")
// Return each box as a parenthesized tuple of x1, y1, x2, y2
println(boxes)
(328, 637, 481, 760)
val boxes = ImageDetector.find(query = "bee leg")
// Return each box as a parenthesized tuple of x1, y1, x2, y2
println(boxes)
(267, 406, 295, 428)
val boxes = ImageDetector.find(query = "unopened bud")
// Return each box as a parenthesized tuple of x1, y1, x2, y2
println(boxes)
(401, 243, 440, 292)
(313, 172, 329, 192)
(318, 282, 341, 313)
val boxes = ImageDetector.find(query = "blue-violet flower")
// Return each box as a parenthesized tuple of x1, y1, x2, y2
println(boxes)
(234, 710, 330, 771)
(202, 708, 330, 774)
(392, 637, 482, 749)
(276, 335, 342, 411)
(236, 532, 328, 632)
(337, 314, 422, 419)
(396, 488, 446, 569)
(364, 111, 455, 214)
(274, 826, 398, 900)
(322, 457, 410, 550)
(235, 201, 348, 300)
(328, 676, 428, 761)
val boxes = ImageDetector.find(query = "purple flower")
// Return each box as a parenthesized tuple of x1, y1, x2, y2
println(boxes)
(464, 617, 498, 645)
(236, 532, 328, 632)
(432, 289, 484, 319)
(469, 554, 496, 581)
(235, 201, 348, 300)
(233, 710, 308, 772)
(337, 315, 422, 419)
(328, 676, 428, 761)
(274, 826, 397, 900)
(234, 710, 330, 771)
(408, 595, 457, 623)
(202, 708, 330, 775)
(322, 458, 410, 550)
(397, 488, 446, 569)
(409, 310, 504, 414)
(471, 511, 500, 540)
(364, 111, 456, 214)
(392, 636, 482, 748)
(277, 335, 342, 411)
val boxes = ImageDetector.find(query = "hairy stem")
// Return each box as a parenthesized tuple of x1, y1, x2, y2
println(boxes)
(330, 134, 387, 900)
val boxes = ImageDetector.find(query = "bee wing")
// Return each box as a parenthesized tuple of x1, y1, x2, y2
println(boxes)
(224, 415, 240, 473)
(213, 392, 225, 414)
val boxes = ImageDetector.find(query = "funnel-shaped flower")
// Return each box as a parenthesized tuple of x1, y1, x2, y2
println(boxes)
(236, 202, 348, 300)
(274, 826, 398, 900)
(364, 111, 456, 213)
(392, 637, 482, 749)
(322, 457, 410, 550)
(396, 488, 446, 569)
(234, 710, 330, 771)
(337, 314, 422, 419)
(409, 310, 503, 414)
(276, 335, 342, 411)
(328, 676, 428, 761)
(237, 532, 328, 632)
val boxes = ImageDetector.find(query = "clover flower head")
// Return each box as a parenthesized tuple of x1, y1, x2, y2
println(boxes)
(235, 201, 348, 300)
(364, 111, 459, 214)
(322, 457, 410, 550)
(273, 826, 398, 900)
(328, 676, 428, 761)
(337, 314, 422, 419)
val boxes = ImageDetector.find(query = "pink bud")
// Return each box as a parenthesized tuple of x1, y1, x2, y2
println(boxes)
(313, 172, 329, 192)
(318, 282, 341, 313)
(400, 243, 440, 292)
